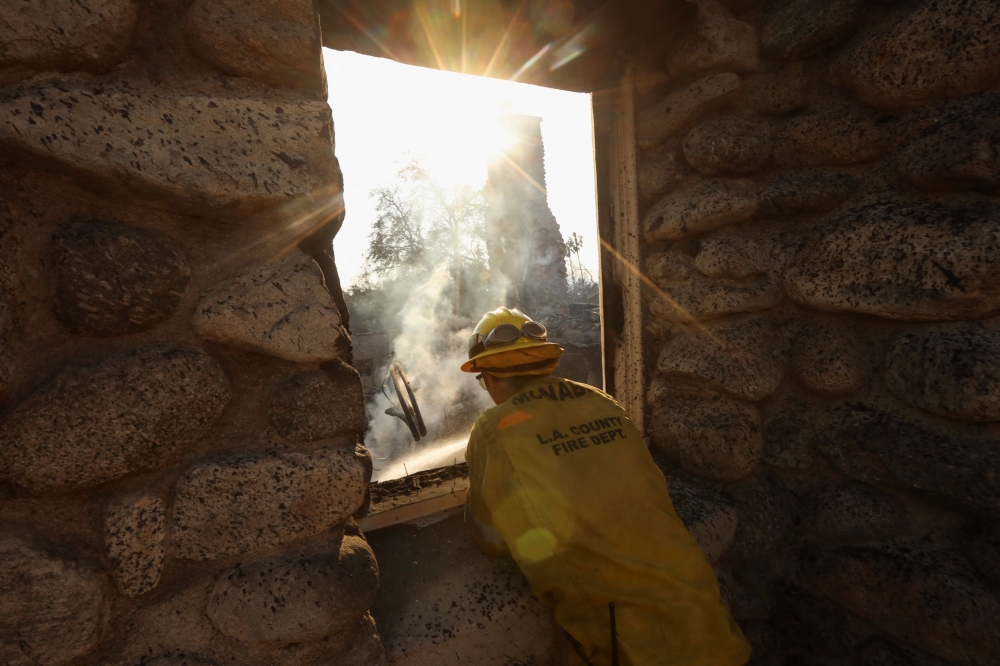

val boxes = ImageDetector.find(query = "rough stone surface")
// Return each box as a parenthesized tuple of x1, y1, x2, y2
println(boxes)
(716, 573, 767, 623)
(763, 406, 816, 469)
(268, 363, 365, 442)
(741, 619, 784, 666)
(968, 524, 1000, 587)
(646, 249, 692, 283)
(739, 64, 805, 116)
(133, 656, 217, 666)
(0, 535, 108, 666)
(649, 273, 782, 322)
(834, 0, 1000, 109)
(53, 222, 190, 336)
(187, 0, 324, 91)
(647, 233, 779, 321)
(757, 171, 859, 216)
(683, 116, 773, 175)
(666, 5, 758, 82)
(0, 346, 231, 493)
(897, 93, 1000, 195)
(657, 316, 787, 401)
(733, 546, 785, 588)
(694, 233, 772, 279)
(276, 621, 384, 666)
(799, 484, 911, 542)
(367, 513, 551, 665)
(638, 141, 693, 200)
(105, 492, 167, 598)
(334, 614, 388, 666)
(173, 445, 370, 560)
(118, 597, 203, 660)
(0, 0, 138, 73)
(816, 405, 1000, 513)
(0, 78, 337, 215)
(855, 637, 951, 666)
(785, 199, 1000, 321)
(885, 330, 1000, 422)
(637, 73, 742, 149)
(207, 535, 378, 644)
(773, 107, 887, 166)
(101, 571, 384, 666)
(769, 583, 861, 658)
(802, 541, 1000, 664)
(762, 0, 864, 59)
(0, 202, 20, 282)
(729, 474, 793, 559)
(0, 201, 22, 396)
(644, 178, 757, 242)
(647, 378, 763, 481)
(193, 252, 345, 363)
(716, 0, 765, 11)
(665, 472, 738, 563)
(791, 323, 867, 396)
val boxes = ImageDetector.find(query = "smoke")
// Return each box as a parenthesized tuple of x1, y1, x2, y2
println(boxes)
(365, 264, 494, 481)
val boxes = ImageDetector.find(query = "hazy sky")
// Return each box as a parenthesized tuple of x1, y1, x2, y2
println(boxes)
(322, 48, 599, 288)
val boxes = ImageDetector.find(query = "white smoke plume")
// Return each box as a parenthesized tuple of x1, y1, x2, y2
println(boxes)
(365, 264, 494, 481)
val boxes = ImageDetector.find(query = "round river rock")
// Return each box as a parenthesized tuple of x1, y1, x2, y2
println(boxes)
(0, 534, 108, 666)
(885, 329, 1000, 422)
(53, 221, 190, 336)
(207, 535, 378, 644)
(0, 346, 231, 493)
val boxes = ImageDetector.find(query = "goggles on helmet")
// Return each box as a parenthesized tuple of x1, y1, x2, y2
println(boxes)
(468, 320, 548, 359)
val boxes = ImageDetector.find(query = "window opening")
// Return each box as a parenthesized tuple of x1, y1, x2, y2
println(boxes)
(324, 49, 600, 489)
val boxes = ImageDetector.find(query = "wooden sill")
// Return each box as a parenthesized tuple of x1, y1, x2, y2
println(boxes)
(359, 463, 470, 532)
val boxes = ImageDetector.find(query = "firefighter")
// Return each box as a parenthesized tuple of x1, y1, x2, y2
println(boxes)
(461, 307, 750, 666)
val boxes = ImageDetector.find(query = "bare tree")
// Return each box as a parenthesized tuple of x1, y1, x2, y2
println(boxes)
(564, 232, 597, 303)
(359, 182, 427, 284)
(355, 159, 490, 323)
(401, 161, 487, 317)
(564, 231, 583, 282)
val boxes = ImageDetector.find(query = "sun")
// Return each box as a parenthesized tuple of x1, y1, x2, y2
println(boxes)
(405, 95, 517, 188)
(484, 119, 517, 157)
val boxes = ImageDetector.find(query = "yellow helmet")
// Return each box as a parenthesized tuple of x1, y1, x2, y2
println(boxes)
(461, 307, 563, 375)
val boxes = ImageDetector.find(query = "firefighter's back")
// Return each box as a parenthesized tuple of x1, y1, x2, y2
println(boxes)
(467, 376, 750, 666)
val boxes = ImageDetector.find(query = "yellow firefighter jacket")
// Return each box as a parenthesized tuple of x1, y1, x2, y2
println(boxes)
(464, 376, 750, 666)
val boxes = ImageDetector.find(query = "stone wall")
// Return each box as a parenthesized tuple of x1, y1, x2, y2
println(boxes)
(5, 0, 1000, 664)
(367, 512, 558, 666)
(0, 1, 383, 665)
(637, 0, 1000, 664)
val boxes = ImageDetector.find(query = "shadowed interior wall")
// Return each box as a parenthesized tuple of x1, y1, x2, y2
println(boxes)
(632, 1, 1000, 664)
(0, 0, 384, 664)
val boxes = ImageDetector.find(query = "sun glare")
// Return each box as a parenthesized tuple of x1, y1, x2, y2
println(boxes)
(386, 90, 517, 189)
(323, 48, 598, 288)
(484, 120, 518, 160)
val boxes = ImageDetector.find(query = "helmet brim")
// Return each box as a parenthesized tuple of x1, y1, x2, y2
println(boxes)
(460, 339, 564, 373)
